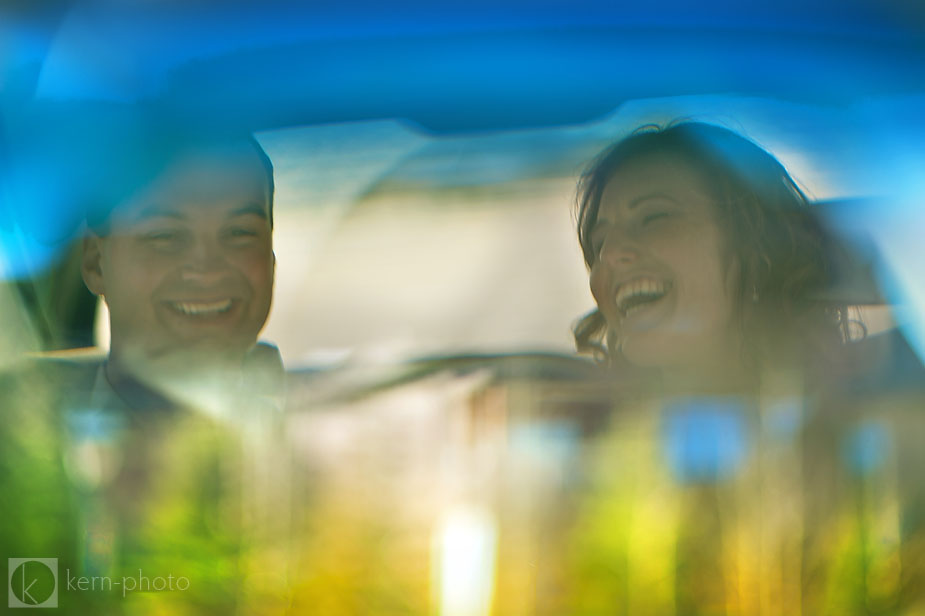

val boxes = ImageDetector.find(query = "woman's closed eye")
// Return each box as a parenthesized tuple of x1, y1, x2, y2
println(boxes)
(589, 229, 609, 256)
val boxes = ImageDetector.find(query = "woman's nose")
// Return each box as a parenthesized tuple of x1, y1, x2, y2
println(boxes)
(599, 230, 639, 266)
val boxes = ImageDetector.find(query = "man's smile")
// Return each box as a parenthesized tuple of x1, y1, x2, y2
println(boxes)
(167, 299, 235, 316)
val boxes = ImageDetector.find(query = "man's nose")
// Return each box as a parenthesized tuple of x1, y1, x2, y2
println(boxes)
(181, 238, 228, 284)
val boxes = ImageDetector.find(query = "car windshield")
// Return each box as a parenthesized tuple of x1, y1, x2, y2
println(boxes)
(2, 4, 924, 614)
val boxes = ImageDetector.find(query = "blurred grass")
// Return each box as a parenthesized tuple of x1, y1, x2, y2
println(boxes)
(2, 360, 925, 615)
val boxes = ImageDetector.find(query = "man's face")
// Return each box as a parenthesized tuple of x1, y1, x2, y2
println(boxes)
(83, 144, 274, 368)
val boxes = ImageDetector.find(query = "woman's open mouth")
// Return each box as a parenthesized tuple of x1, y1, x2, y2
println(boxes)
(614, 278, 672, 317)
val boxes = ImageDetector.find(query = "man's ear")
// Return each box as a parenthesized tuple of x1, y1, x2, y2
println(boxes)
(81, 234, 106, 296)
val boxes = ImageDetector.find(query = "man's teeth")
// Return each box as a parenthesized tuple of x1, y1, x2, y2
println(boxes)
(614, 278, 670, 316)
(170, 299, 233, 316)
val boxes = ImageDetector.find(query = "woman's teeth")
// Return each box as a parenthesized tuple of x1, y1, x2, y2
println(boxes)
(170, 299, 233, 316)
(614, 278, 670, 316)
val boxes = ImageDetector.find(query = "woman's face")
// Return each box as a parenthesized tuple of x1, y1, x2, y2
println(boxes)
(588, 152, 741, 371)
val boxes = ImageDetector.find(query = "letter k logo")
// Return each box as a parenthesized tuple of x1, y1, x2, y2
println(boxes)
(8, 558, 58, 608)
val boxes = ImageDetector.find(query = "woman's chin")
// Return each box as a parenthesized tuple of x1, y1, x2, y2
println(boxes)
(620, 333, 742, 380)
(619, 333, 681, 370)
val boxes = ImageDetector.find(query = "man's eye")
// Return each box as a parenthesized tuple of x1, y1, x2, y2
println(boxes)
(226, 227, 260, 243)
(139, 229, 188, 252)
(642, 212, 671, 226)
(143, 230, 180, 242)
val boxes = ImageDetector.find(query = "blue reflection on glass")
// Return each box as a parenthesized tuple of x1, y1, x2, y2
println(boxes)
(510, 420, 580, 460)
(842, 421, 891, 477)
(509, 420, 581, 481)
(661, 397, 749, 483)
(65, 408, 124, 444)
(0, 225, 64, 279)
(764, 397, 803, 442)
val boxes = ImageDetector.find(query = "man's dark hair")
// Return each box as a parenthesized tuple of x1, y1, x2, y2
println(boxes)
(85, 127, 275, 233)
(246, 134, 275, 229)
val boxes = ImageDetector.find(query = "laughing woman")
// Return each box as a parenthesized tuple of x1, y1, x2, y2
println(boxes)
(573, 122, 851, 391)
(563, 122, 925, 614)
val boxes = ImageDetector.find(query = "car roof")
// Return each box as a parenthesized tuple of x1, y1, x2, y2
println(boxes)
(5, 1, 924, 131)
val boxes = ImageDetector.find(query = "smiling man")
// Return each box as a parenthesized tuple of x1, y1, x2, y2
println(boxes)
(80, 132, 278, 410)
(34, 130, 294, 612)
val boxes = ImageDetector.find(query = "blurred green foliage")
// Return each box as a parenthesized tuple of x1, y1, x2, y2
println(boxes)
(2, 361, 924, 615)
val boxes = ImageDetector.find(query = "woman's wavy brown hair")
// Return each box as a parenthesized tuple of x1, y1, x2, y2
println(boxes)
(573, 122, 851, 369)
